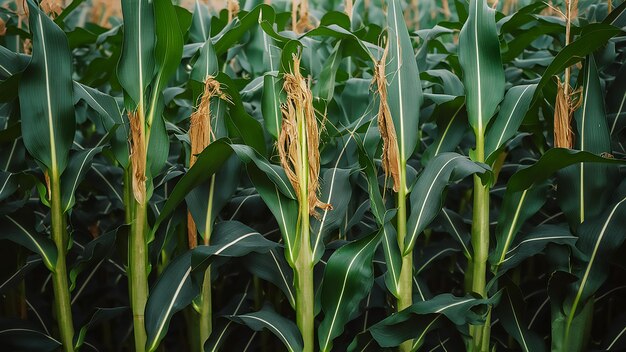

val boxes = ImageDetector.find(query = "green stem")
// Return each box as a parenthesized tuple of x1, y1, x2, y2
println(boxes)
(124, 166, 135, 224)
(50, 171, 75, 352)
(469, 132, 490, 352)
(295, 207, 314, 352)
(396, 163, 413, 352)
(198, 175, 216, 347)
(294, 103, 314, 352)
(130, 200, 149, 352)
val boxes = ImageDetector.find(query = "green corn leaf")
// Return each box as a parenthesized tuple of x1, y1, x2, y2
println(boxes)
(0, 321, 61, 352)
(146, 221, 275, 351)
(439, 208, 472, 259)
(386, 0, 423, 161)
(506, 149, 626, 193)
(422, 96, 467, 164)
(151, 0, 185, 96)
(243, 248, 296, 308)
(318, 230, 382, 352)
(60, 146, 104, 212)
(0, 213, 57, 271)
(262, 73, 283, 140)
(145, 251, 198, 352)
(414, 240, 462, 275)
(607, 63, 626, 136)
(19, 0, 75, 176)
(568, 184, 626, 318)
(311, 168, 353, 263)
(494, 225, 577, 278)
(369, 292, 501, 347)
(72, 82, 128, 168)
(559, 55, 618, 225)
(381, 223, 402, 298)
(0, 45, 29, 80)
(490, 181, 549, 269)
(191, 37, 219, 84)
(245, 163, 299, 266)
(190, 0, 210, 43)
(204, 288, 252, 351)
(117, 0, 155, 110)
(225, 304, 303, 352)
(495, 284, 546, 352)
(530, 24, 621, 106)
(74, 307, 126, 350)
(69, 229, 117, 292)
(458, 0, 505, 134)
(404, 153, 489, 255)
(484, 84, 536, 163)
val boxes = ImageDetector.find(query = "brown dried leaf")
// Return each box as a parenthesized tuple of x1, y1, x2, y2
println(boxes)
(278, 54, 331, 217)
(373, 42, 401, 193)
(129, 111, 147, 205)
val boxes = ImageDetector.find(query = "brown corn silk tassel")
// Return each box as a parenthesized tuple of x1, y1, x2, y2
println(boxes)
(373, 42, 401, 193)
(40, 0, 63, 18)
(129, 111, 147, 205)
(278, 55, 331, 217)
(227, 0, 240, 22)
(0, 18, 6, 37)
(345, 0, 353, 20)
(553, 77, 582, 148)
(292, 0, 313, 33)
(554, 0, 579, 148)
(187, 77, 229, 248)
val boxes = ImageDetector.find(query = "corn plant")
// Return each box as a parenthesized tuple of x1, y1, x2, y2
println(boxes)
(2, 0, 626, 351)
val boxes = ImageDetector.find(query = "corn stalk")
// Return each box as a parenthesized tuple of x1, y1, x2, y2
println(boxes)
(278, 54, 330, 352)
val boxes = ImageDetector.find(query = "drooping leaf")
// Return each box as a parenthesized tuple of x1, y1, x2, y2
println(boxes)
(225, 304, 303, 352)
(495, 284, 546, 352)
(0, 214, 57, 271)
(369, 292, 501, 347)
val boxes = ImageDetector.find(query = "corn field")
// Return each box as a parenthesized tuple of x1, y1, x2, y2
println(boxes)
(1, 0, 626, 351)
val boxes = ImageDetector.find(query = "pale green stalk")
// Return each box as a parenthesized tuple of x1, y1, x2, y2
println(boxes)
(397, 161, 413, 352)
(469, 131, 490, 352)
(129, 103, 149, 352)
(295, 101, 315, 352)
(50, 170, 75, 352)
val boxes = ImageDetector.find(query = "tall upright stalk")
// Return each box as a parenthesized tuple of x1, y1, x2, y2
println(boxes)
(295, 99, 315, 352)
(129, 200, 149, 352)
(396, 163, 412, 352)
(470, 131, 490, 352)
(128, 103, 149, 352)
(278, 55, 329, 352)
(49, 171, 75, 352)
